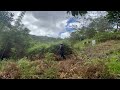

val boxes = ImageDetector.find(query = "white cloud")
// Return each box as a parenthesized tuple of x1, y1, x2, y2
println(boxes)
(21, 11, 68, 38)
(11, 11, 107, 38)
(60, 32, 70, 39)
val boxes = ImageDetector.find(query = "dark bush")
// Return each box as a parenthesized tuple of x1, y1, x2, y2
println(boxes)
(47, 43, 73, 56)
(27, 43, 73, 60)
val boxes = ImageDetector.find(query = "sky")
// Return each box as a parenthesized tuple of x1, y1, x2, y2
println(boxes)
(11, 11, 107, 39)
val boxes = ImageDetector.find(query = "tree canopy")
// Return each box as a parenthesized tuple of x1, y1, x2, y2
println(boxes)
(67, 11, 120, 31)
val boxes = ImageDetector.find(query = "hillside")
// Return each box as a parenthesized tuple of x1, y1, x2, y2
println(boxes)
(80, 40, 120, 60)
(30, 35, 63, 43)
(0, 11, 120, 79)
(0, 40, 120, 79)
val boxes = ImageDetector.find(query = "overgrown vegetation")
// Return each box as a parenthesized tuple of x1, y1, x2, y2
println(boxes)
(0, 11, 120, 79)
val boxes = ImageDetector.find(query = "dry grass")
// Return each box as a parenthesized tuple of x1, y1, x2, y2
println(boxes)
(0, 40, 119, 79)
(0, 62, 21, 79)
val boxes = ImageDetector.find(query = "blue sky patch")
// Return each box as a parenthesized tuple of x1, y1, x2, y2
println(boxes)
(65, 17, 78, 32)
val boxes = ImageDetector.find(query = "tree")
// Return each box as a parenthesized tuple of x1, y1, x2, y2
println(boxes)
(15, 11, 26, 29)
(88, 16, 113, 32)
(84, 28, 96, 38)
(67, 11, 87, 16)
(70, 27, 87, 42)
(9, 11, 30, 58)
(0, 11, 14, 30)
(69, 15, 114, 40)
(105, 11, 120, 31)
(68, 11, 120, 31)
(0, 11, 30, 59)
(0, 11, 14, 59)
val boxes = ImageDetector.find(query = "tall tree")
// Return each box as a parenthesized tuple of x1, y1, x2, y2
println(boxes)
(88, 16, 113, 32)
(0, 11, 14, 31)
(0, 11, 14, 59)
(14, 11, 26, 29)
(105, 11, 120, 31)
(0, 11, 30, 59)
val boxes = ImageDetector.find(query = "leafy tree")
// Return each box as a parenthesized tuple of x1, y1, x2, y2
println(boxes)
(105, 11, 120, 31)
(70, 29, 86, 42)
(0, 11, 14, 30)
(9, 11, 30, 58)
(0, 11, 30, 59)
(67, 11, 87, 16)
(0, 11, 14, 59)
(90, 16, 113, 32)
(15, 11, 26, 29)
(68, 11, 120, 31)
(69, 14, 114, 40)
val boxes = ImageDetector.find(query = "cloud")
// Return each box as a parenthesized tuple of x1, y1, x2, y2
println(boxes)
(11, 11, 107, 38)
(65, 11, 107, 32)
(21, 11, 69, 38)
(60, 32, 70, 39)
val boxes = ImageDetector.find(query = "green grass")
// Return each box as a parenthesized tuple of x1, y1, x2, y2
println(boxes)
(0, 39, 120, 79)
(73, 39, 92, 51)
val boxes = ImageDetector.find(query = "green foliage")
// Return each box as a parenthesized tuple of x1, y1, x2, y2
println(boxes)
(27, 41, 73, 60)
(0, 11, 14, 28)
(73, 39, 92, 51)
(45, 52, 55, 61)
(88, 16, 113, 32)
(48, 43, 73, 55)
(106, 11, 120, 30)
(27, 43, 48, 59)
(85, 28, 97, 38)
(17, 56, 58, 79)
(0, 27, 30, 59)
(30, 35, 62, 43)
(69, 16, 113, 42)
(105, 49, 120, 75)
(67, 11, 87, 16)
(15, 11, 26, 28)
(44, 52, 57, 66)
(69, 11, 120, 31)
(80, 59, 113, 79)
(106, 57, 120, 75)
(0, 11, 30, 59)
(94, 32, 120, 42)
(42, 67, 58, 79)
(70, 30, 86, 42)
(17, 58, 37, 79)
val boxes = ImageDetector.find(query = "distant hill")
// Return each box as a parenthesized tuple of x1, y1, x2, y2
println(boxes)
(30, 35, 63, 43)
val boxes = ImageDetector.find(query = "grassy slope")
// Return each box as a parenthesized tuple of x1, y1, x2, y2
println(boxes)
(0, 40, 120, 79)
(80, 40, 120, 59)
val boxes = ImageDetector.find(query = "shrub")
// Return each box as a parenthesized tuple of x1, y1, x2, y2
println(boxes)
(27, 44, 48, 60)
(73, 39, 92, 51)
(47, 43, 73, 56)
(41, 67, 58, 79)
(106, 53, 120, 76)
(45, 52, 55, 61)
(27, 42, 73, 60)
(94, 32, 120, 42)
(17, 58, 37, 79)
(44, 52, 57, 68)
(0, 62, 21, 79)
(79, 59, 113, 79)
